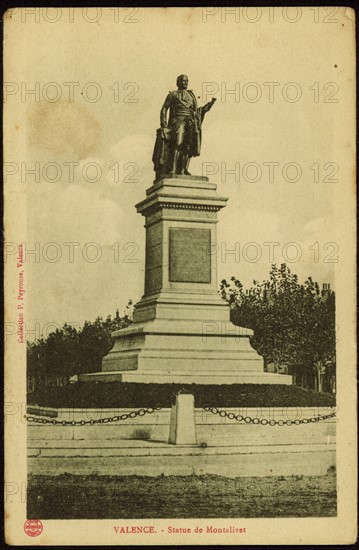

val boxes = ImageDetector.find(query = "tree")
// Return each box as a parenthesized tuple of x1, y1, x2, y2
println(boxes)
(220, 264, 336, 392)
(27, 304, 132, 390)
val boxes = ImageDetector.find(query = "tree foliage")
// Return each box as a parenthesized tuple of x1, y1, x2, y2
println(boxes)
(27, 304, 132, 388)
(220, 264, 336, 391)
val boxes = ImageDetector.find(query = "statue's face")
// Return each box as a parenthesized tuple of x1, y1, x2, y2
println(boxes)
(177, 75, 188, 90)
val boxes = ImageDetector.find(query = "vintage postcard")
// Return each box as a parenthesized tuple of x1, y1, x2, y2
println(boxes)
(4, 6, 357, 545)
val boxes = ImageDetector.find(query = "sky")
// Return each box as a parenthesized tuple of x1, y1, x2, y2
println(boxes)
(4, 7, 355, 333)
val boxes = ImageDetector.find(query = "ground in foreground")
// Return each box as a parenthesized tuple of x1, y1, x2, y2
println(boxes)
(28, 472, 336, 519)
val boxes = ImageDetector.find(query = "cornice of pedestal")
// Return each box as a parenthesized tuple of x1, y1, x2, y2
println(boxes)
(150, 175, 215, 194)
(136, 176, 228, 217)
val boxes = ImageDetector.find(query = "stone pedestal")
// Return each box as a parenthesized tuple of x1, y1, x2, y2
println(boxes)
(80, 175, 292, 385)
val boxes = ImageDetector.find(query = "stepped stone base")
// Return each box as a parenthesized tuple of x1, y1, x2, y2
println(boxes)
(79, 370, 292, 385)
(79, 312, 292, 385)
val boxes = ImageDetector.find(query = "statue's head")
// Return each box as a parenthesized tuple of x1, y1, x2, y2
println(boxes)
(176, 75, 188, 90)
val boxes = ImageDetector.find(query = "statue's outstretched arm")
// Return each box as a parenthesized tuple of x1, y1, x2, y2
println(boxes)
(203, 97, 217, 113)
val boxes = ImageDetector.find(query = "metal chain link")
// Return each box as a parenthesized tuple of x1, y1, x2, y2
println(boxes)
(26, 406, 162, 425)
(202, 406, 336, 426)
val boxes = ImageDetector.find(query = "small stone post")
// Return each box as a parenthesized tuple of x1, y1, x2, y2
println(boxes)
(168, 393, 197, 445)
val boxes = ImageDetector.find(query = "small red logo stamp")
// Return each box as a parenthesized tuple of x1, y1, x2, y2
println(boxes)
(24, 519, 43, 537)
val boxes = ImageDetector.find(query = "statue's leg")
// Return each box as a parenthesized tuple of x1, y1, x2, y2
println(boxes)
(182, 118, 193, 175)
(184, 155, 191, 176)
(177, 152, 190, 175)
(177, 154, 187, 176)
(170, 149, 181, 174)
(170, 119, 186, 174)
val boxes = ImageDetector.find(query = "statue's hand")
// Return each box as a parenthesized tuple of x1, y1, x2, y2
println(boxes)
(204, 97, 216, 112)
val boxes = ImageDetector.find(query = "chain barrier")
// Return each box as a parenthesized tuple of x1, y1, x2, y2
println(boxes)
(27, 387, 192, 424)
(26, 389, 337, 427)
(26, 406, 162, 425)
(202, 406, 336, 426)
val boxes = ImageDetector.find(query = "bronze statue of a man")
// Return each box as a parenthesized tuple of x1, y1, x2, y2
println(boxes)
(152, 75, 216, 180)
